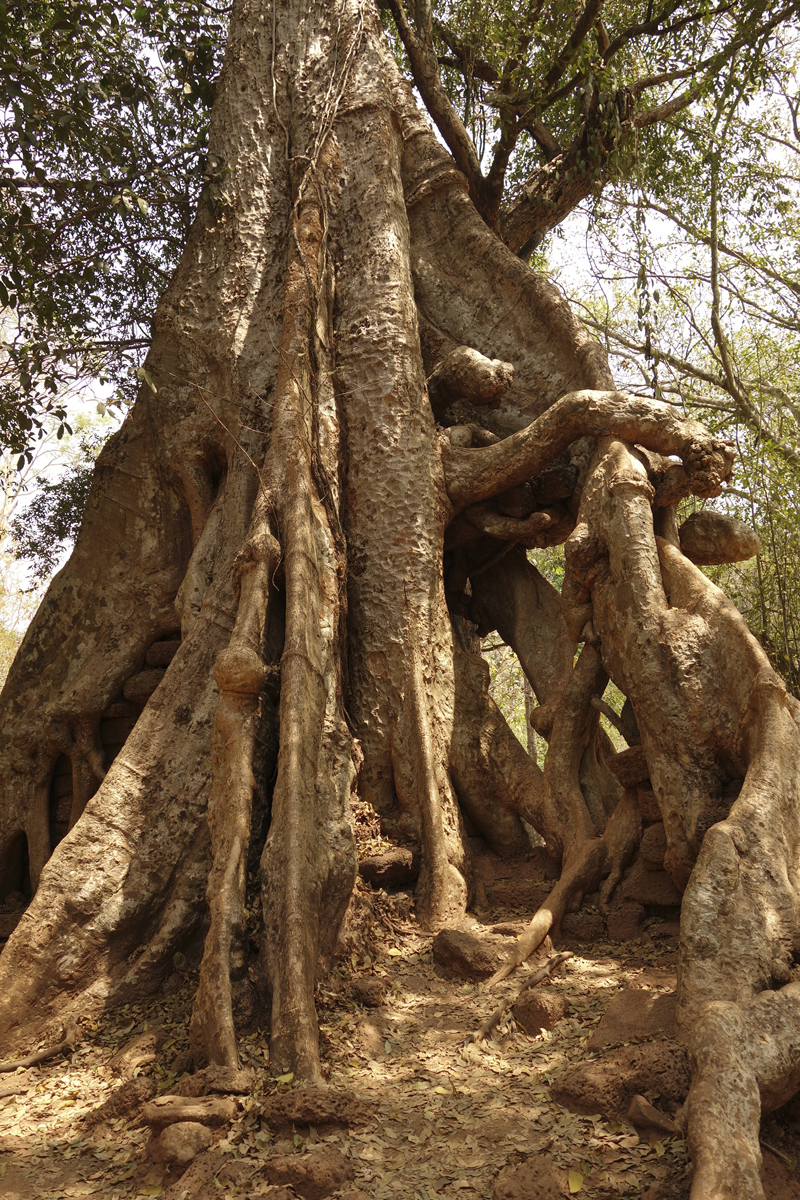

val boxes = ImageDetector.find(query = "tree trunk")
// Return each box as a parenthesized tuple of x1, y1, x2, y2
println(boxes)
(0, 1, 797, 1195)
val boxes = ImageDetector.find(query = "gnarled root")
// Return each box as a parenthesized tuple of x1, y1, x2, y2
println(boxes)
(575, 438, 800, 1198)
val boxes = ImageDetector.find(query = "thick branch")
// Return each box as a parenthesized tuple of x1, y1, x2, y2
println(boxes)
(442, 389, 734, 513)
(384, 0, 484, 206)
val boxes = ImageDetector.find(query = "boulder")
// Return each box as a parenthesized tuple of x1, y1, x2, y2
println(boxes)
(353, 976, 386, 1007)
(359, 848, 417, 888)
(640, 822, 668, 869)
(264, 1147, 354, 1200)
(0, 912, 21, 939)
(123, 668, 165, 706)
(513, 990, 569, 1035)
(607, 745, 650, 788)
(145, 639, 181, 667)
(621, 856, 683, 908)
(493, 1156, 569, 1199)
(551, 1040, 690, 1120)
(637, 787, 662, 821)
(432, 927, 507, 980)
(258, 1087, 375, 1133)
(85, 1076, 156, 1126)
(606, 902, 645, 942)
(678, 510, 759, 565)
(152, 1120, 213, 1168)
(587, 988, 677, 1050)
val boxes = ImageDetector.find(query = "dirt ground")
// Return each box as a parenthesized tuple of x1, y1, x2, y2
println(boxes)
(2, 838, 800, 1200)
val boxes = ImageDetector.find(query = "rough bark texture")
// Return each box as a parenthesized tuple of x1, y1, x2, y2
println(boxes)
(0, 0, 794, 1195)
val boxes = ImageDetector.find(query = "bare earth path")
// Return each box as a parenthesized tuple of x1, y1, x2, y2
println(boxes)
(1, 869, 800, 1200)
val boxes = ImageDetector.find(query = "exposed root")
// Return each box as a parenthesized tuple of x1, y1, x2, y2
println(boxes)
(0, 1020, 79, 1072)
(467, 951, 572, 1043)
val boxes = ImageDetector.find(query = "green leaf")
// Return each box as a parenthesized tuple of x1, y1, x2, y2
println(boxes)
(136, 366, 157, 393)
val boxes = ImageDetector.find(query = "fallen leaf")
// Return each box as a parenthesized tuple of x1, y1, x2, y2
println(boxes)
(568, 1169, 583, 1193)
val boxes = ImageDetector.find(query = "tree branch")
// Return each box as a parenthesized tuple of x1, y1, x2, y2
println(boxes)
(384, 0, 485, 207)
(442, 389, 734, 512)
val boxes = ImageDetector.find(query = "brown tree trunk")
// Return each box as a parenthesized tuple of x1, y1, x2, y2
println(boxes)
(0, 0, 796, 1194)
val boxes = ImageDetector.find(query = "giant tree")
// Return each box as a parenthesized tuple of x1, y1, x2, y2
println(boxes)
(1, 1, 800, 1198)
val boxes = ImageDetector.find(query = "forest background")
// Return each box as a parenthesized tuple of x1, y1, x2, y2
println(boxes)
(1, 0, 799, 728)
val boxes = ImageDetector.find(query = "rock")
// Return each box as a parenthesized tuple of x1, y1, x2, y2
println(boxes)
(607, 745, 650, 787)
(162, 972, 184, 997)
(560, 911, 605, 943)
(145, 639, 181, 667)
(85, 1076, 156, 1126)
(152, 1120, 213, 1168)
(123, 668, 165, 706)
(101, 700, 141, 720)
(513, 990, 569, 1035)
(472, 847, 557, 911)
(143, 1094, 237, 1130)
(353, 976, 386, 1007)
(606, 902, 645, 942)
(0, 912, 21, 938)
(176, 1064, 254, 1096)
(622, 857, 683, 908)
(651, 919, 681, 939)
(161, 1147, 222, 1199)
(640, 822, 668, 869)
(258, 1087, 375, 1133)
(679, 510, 759, 565)
(432, 927, 506, 980)
(110, 1030, 163, 1078)
(264, 1147, 354, 1200)
(637, 787, 662, 821)
(587, 988, 677, 1050)
(551, 1040, 690, 1121)
(170, 1049, 193, 1076)
(359, 848, 417, 888)
(493, 1156, 569, 1198)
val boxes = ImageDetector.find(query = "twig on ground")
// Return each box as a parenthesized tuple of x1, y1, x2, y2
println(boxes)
(465, 951, 573, 1044)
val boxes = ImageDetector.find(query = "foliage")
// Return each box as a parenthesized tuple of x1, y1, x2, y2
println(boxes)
(0, 413, 112, 685)
(10, 426, 104, 583)
(0, 0, 228, 461)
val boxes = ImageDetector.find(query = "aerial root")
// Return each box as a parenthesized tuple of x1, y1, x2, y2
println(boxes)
(443, 388, 734, 512)
(685, 988, 800, 1200)
(189, 491, 280, 1069)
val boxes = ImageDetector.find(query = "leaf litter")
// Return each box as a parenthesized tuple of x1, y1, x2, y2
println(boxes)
(0, 863, 796, 1200)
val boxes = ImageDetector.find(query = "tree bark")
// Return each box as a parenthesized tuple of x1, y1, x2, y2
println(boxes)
(0, 1, 796, 1193)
